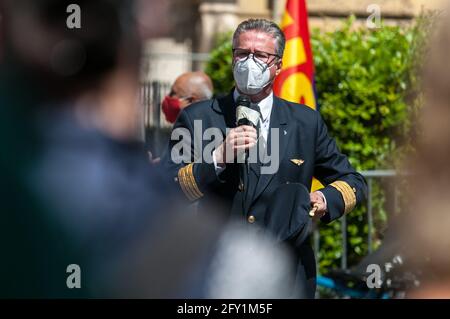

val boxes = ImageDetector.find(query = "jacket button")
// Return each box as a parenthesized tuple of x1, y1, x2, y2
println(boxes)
(248, 215, 256, 224)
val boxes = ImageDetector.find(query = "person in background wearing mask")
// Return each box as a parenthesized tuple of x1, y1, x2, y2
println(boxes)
(162, 71, 214, 124)
(162, 18, 367, 298)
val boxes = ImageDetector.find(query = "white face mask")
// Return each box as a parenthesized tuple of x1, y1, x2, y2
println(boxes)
(233, 56, 273, 95)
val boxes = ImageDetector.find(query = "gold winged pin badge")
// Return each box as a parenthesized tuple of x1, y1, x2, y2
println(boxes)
(290, 159, 305, 166)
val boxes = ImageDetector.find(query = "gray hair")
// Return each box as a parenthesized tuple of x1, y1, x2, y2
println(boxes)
(187, 72, 213, 100)
(197, 83, 213, 100)
(232, 19, 286, 58)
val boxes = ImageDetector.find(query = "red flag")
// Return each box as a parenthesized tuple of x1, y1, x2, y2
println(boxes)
(274, 0, 317, 110)
(274, 0, 322, 191)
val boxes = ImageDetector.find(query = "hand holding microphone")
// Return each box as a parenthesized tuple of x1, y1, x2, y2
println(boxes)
(214, 96, 259, 166)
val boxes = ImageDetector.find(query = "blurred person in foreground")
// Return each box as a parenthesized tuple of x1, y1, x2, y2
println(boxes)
(393, 3, 450, 298)
(162, 18, 368, 298)
(0, 0, 180, 298)
(162, 71, 214, 124)
(0, 0, 294, 298)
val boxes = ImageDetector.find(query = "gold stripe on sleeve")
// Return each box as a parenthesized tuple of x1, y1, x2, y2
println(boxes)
(330, 180, 356, 214)
(177, 163, 203, 201)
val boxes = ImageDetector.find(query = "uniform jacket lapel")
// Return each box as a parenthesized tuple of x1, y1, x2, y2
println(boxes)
(214, 92, 236, 131)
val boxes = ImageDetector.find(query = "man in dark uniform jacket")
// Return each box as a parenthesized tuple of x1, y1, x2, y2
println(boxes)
(162, 18, 367, 298)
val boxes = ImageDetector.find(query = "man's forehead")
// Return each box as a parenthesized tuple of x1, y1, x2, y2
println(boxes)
(236, 31, 276, 49)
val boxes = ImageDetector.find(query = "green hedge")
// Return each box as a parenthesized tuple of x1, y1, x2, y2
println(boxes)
(205, 16, 430, 273)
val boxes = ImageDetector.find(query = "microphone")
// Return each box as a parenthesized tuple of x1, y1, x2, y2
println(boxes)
(235, 95, 260, 167)
(235, 95, 259, 212)
(236, 95, 260, 129)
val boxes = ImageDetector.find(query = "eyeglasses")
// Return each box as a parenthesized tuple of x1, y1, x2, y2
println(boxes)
(232, 48, 281, 65)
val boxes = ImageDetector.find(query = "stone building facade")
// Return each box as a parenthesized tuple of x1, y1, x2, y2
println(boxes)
(142, 0, 443, 83)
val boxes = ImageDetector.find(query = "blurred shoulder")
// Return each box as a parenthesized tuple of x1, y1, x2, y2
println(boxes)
(182, 98, 216, 117)
(275, 96, 321, 123)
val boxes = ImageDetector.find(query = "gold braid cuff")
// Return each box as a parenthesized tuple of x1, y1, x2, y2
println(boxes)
(330, 181, 357, 215)
(177, 163, 203, 201)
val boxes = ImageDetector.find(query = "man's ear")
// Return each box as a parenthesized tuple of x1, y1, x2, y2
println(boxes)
(275, 59, 283, 76)
(189, 93, 199, 103)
